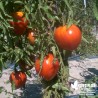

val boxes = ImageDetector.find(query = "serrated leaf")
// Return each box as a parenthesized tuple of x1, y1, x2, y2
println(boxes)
(82, 36, 89, 43)
(24, 5, 30, 13)
(63, 0, 72, 11)
(26, 71, 31, 78)
(14, 1, 24, 4)
(0, 57, 3, 72)
(6, 80, 10, 84)
(61, 87, 69, 92)
(52, 83, 69, 92)
(11, 81, 16, 92)
(93, 2, 98, 20)
(0, 87, 3, 93)
(52, 83, 59, 89)
(47, 90, 51, 98)
(46, 13, 53, 20)
(54, 16, 59, 20)
(25, 12, 30, 22)
(0, 2, 5, 13)
(51, 46, 56, 57)
(0, 12, 3, 20)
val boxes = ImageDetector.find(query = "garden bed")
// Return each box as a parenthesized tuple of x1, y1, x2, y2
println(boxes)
(1, 56, 98, 98)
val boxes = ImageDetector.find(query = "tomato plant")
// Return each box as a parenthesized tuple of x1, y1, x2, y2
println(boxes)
(10, 71, 27, 89)
(54, 24, 82, 51)
(0, 0, 97, 98)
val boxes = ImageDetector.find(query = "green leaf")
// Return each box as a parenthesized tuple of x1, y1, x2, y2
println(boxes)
(6, 80, 10, 84)
(0, 87, 3, 93)
(47, 90, 51, 98)
(0, 57, 3, 72)
(0, 12, 3, 20)
(52, 83, 59, 89)
(82, 36, 89, 43)
(93, 1, 98, 20)
(24, 5, 30, 13)
(26, 71, 31, 78)
(52, 83, 69, 92)
(0, 2, 5, 13)
(61, 87, 69, 92)
(51, 46, 56, 57)
(11, 81, 16, 92)
(64, 0, 72, 11)
(14, 1, 24, 5)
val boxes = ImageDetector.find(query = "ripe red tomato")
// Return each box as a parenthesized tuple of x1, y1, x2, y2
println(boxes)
(19, 59, 33, 71)
(9, 17, 28, 35)
(54, 24, 82, 51)
(10, 71, 27, 89)
(35, 53, 60, 81)
(27, 29, 35, 45)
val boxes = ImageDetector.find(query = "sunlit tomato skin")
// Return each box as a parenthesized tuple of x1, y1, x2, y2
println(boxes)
(35, 53, 60, 81)
(12, 11, 24, 20)
(27, 29, 35, 45)
(10, 71, 27, 89)
(9, 18, 28, 35)
(54, 24, 82, 51)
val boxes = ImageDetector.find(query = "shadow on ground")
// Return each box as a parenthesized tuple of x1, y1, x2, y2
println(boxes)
(88, 68, 98, 76)
(80, 68, 98, 80)
(20, 84, 42, 98)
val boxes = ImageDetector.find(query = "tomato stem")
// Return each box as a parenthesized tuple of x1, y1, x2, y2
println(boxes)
(64, 0, 73, 27)
(14, 63, 18, 72)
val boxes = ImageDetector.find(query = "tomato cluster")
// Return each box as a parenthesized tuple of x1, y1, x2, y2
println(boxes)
(9, 11, 82, 88)
(9, 11, 35, 45)
(9, 11, 36, 89)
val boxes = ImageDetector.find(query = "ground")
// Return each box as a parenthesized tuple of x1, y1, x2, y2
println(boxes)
(0, 56, 98, 98)
(69, 55, 98, 95)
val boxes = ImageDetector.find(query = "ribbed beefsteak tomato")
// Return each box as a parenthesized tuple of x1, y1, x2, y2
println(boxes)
(9, 17, 28, 35)
(35, 53, 60, 81)
(54, 24, 82, 51)
(10, 71, 27, 89)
